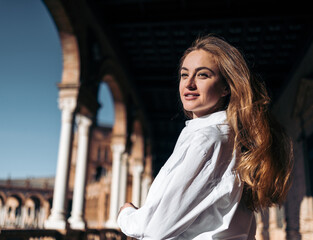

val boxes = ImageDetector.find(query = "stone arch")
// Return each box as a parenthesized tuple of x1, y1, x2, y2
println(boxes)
(43, 0, 80, 86)
(25, 193, 45, 207)
(24, 196, 41, 227)
(6, 194, 23, 226)
(0, 191, 6, 204)
(26, 196, 41, 211)
(102, 74, 127, 145)
(7, 192, 25, 205)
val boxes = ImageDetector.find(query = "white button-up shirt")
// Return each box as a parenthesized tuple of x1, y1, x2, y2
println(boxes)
(118, 111, 256, 239)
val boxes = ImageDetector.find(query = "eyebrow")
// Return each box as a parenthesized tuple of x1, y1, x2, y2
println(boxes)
(180, 66, 216, 75)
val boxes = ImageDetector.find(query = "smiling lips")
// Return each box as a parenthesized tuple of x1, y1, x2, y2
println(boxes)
(184, 92, 200, 100)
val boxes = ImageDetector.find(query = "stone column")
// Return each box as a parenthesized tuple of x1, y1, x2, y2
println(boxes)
(38, 207, 46, 228)
(132, 163, 143, 208)
(45, 97, 76, 230)
(0, 205, 5, 227)
(300, 196, 313, 238)
(141, 175, 152, 206)
(260, 208, 270, 240)
(285, 140, 304, 240)
(119, 153, 128, 209)
(106, 144, 125, 228)
(268, 206, 286, 239)
(19, 206, 27, 228)
(68, 114, 92, 230)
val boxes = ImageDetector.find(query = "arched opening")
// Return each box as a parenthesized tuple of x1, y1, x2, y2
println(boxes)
(6, 194, 23, 228)
(0, 0, 62, 180)
(24, 196, 41, 228)
(40, 0, 81, 230)
(98, 82, 115, 127)
(102, 74, 127, 145)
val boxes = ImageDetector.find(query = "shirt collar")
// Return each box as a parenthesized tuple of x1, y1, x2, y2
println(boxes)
(185, 110, 227, 131)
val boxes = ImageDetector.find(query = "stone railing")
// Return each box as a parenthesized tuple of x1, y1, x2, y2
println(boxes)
(0, 178, 55, 189)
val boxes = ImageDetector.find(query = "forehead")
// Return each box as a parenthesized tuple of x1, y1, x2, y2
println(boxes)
(182, 49, 217, 68)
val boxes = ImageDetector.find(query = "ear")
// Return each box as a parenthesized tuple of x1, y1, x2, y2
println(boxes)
(221, 85, 230, 97)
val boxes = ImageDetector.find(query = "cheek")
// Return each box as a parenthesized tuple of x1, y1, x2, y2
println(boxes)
(203, 83, 223, 101)
(179, 81, 184, 97)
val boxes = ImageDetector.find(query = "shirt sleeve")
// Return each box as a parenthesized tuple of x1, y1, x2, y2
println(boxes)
(117, 128, 242, 239)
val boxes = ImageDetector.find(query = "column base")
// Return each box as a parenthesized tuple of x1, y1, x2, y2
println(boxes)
(105, 219, 119, 229)
(68, 216, 86, 230)
(44, 213, 67, 230)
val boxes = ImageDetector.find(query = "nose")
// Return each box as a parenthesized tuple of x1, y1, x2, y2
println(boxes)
(186, 75, 196, 90)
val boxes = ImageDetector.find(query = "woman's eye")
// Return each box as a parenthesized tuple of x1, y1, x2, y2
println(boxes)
(180, 73, 188, 78)
(198, 73, 210, 78)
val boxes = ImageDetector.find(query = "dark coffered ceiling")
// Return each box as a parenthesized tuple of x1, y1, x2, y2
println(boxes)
(85, 0, 313, 175)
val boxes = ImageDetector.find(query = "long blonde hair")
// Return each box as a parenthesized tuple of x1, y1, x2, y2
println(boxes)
(180, 34, 293, 210)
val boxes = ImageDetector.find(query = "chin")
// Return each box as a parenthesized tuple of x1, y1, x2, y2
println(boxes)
(182, 103, 196, 112)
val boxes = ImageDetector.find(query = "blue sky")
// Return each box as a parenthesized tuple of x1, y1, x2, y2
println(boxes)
(0, 0, 114, 179)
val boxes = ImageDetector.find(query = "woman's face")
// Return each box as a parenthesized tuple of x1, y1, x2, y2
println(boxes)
(179, 50, 228, 118)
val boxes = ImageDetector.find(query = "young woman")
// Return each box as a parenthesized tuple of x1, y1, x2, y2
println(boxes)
(117, 34, 293, 239)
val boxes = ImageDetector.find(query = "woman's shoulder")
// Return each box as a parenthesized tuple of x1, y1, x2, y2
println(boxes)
(181, 124, 232, 153)
(195, 123, 230, 141)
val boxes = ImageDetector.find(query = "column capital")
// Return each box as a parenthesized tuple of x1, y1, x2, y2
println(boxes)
(132, 163, 144, 175)
(111, 143, 125, 155)
(121, 152, 129, 162)
(58, 97, 77, 112)
(76, 114, 92, 128)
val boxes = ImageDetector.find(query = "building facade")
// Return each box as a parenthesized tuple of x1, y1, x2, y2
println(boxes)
(0, 124, 152, 230)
